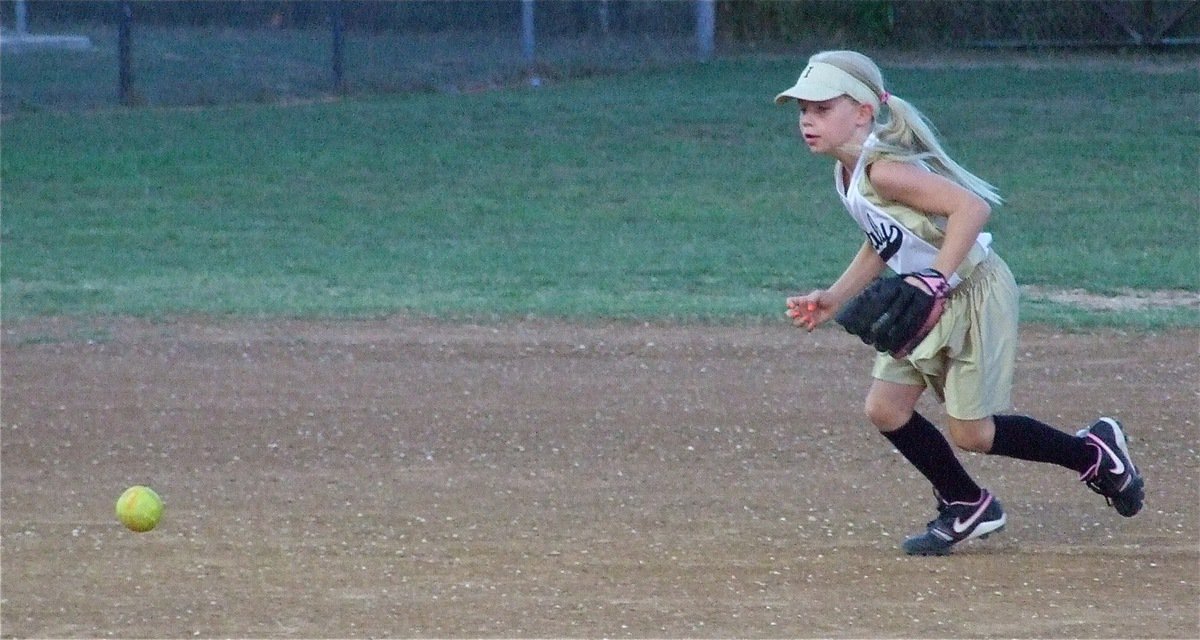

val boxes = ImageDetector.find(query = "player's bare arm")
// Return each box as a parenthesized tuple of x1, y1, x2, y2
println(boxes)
(824, 240, 888, 305)
(787, 241, 885, 331)
(869, 160, 991, 278)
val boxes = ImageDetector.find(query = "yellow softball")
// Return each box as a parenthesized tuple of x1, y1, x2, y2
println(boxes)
(115, 485, 163, 532)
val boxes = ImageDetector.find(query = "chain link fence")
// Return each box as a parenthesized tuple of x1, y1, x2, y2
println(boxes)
(1, 0, 710, 113)
(2, 0, 1196, 114)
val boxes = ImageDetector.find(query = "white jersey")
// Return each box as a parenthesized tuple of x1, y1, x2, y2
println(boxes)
(835, 135, 991, 288)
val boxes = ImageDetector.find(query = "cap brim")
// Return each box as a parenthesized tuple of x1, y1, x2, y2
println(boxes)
(773, 61, 880, 109)
(773, 82, 844, 105)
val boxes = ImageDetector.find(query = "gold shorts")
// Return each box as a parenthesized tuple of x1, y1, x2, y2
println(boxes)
(871, 254, 1019, 420)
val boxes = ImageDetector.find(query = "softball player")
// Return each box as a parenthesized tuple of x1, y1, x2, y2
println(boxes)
(777, 50, 1144, 555)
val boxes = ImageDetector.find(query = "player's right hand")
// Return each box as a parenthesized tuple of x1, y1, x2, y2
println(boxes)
(786, 290, 835, 332)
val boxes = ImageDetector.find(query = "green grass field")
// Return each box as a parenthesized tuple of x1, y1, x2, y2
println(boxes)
(2, 56, 1197, 327)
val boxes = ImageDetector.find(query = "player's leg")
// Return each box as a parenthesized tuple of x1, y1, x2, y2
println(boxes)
(885, 256, 1016, 555)
(945, 415, 995, 453)
(864, 379, 1004, 555)
(982, 413, 1144, 517)
(941, 255, 1143, 524)
(864, 378, 923, 430)
(872, 396, 1004, 556)
(962, 256, 1143, 516)
(867, 379, 982, 503)
(980, 414, 1090, 466)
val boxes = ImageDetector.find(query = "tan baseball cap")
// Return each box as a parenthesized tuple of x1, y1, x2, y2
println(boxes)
(774, 61, 880, 111)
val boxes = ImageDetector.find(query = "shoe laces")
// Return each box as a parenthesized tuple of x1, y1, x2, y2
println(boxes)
(1079, 439, 1127, 503)
(924, 489, 952, 528)
(1078, 440, 1103, 483)
(1083, 476, 1116, 506)
(926, 501, 951, 529)
(926, 492, 985, 529)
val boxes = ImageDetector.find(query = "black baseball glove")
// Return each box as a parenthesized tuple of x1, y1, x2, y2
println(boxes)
(835, 269, 951, 358)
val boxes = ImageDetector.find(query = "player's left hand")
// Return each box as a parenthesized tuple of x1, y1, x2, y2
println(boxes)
(833, 269, 950, 357)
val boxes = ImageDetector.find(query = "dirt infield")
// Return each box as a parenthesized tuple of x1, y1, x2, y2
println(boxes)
(2, 317, 1197, 638)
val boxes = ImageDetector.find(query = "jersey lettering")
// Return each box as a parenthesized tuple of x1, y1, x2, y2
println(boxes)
(835, 135, 989, 289)
(865, 219, 903, 262)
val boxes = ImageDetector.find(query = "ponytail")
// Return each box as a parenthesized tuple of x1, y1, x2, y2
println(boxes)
(872, 95, 1003, 205)
(809, 50, 1003, 206)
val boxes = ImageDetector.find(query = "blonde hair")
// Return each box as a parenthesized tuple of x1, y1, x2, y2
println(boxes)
(810, 50, 1002, 205)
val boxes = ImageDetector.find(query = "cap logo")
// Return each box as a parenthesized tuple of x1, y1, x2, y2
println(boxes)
(774, 61, 882, 113)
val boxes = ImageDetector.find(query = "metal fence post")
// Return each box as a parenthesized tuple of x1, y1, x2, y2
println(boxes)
(521, 0, 535, 61)
(521, 0, 540, 86)
(696, 0, 715, 61)
(330, 0, 346, 92)
(15, 0, 28, 34)
(118, 1, 135, 105)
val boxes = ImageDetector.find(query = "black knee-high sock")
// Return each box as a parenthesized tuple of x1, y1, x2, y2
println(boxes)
(989, 414, 1096, 474)
(883, 412, 982, 504)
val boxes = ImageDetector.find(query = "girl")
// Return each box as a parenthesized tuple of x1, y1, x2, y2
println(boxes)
(777, 50, 1144, 556)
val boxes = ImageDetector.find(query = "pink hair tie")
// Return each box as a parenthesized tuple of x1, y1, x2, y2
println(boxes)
(879, 91, 890, 105)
